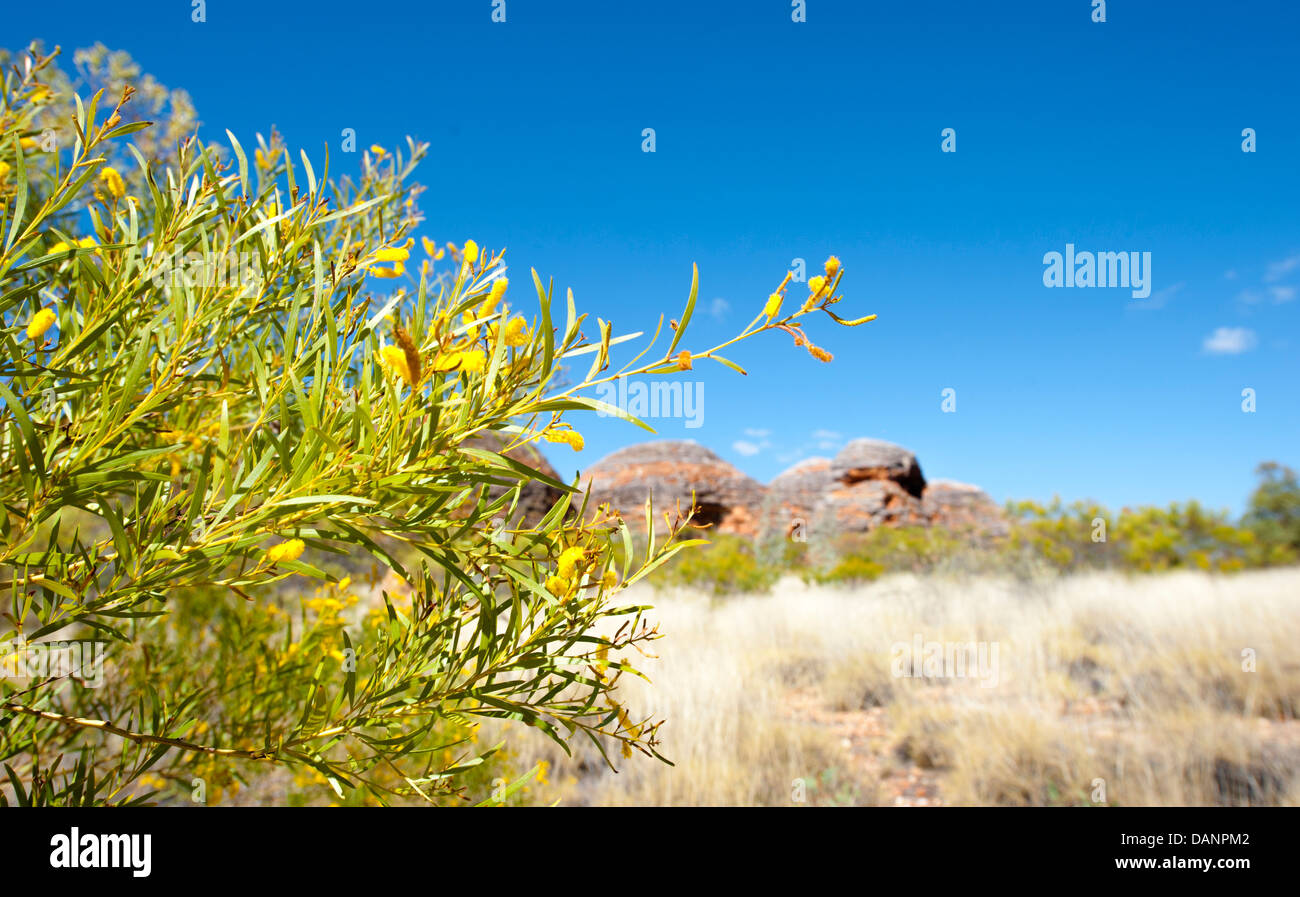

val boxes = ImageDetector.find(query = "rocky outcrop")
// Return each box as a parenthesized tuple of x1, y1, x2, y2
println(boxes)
(581, 440, 767, 536)
(921, 479, 1008, 536)
(830, 438, 926, 497)
(766, 456, 834, 526)
(579, 437, 1004, 539)
(761, 439, 1005, 536)
(817, 439, 930, 532)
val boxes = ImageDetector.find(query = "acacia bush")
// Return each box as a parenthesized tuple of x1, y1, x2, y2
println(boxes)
(0, 45, 871, 805)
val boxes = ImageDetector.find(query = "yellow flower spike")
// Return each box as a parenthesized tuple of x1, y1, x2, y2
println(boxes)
(462, 239, 479, 266)
(557, 546, 587, 579)
(487, 277, 508, 306)
(0, 161, 10, 180)
(421, 236, 438, 256)
(504, 317, 530, 347)
(807, 275, 826, 297)
(370, 262, 405, 279)
(266, 538, 305, 564)
(98, 166, 126, 199)
(431, 350, 463, 373)
(458, 349, 486, 374)
(373, 246, 410, 263)
(674, 350, 693, 371)
(806, 343, 833, 363)
(621, 742, 633, 759)
(763, 292, 783, 319)
(393, 325, 423, 385)
(545, 575, 570, 597)
(601, 569, 618, 589)
(380, 344, 416, 387)
(616, 706, 642, 739)
(542, 428, 584, 451)
(369, 144, 386, 157)
(26, 307, 56, 340)
(824, 255, 841, 278)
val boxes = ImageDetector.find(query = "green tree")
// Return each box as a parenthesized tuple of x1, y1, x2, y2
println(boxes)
(1243, 461, 1300, 563)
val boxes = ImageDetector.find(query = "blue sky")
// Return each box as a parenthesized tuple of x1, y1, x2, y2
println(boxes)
(11, 0, 1299, 514)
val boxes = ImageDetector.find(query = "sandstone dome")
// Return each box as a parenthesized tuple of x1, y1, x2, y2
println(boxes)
(581, 440, 767, 535)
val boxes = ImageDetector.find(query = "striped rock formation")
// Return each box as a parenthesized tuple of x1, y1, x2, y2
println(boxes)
(764, 438, 1004, 536)
(580, 440, 768, 536)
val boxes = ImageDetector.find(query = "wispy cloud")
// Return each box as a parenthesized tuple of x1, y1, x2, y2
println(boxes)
(1202, 327, 1257, 355)
(708, 297, 730, 319)
(1235, 286, 1295, 306)
(732, 440, 763, 457)
(1263, 253, 1300, 283)
(1130, 281, 1183, 311)
(811, 429, 841, 441)
(743, 428, 771, 438)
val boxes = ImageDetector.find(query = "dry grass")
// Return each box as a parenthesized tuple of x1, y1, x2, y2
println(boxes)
(504, 568, 1300, 806)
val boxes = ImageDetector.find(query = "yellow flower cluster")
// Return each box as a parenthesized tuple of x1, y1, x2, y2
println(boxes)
(545, 542, 619, 602)
(97, 165, 126, 200)
(432, 348, 486, 375)
(26, 307, 56, 340)
(542, 427, 584, 451)
(761, 255, 846, 362)
(266, 538, 305, 564)
(365, 239, 413, 279)
(421, 236, 445, 260)
(488, 314, 531, 348)
(49, 236, 98, 255)
(380, 344, 416, 387)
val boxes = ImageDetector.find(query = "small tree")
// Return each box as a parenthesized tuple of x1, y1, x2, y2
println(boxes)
(1244, 461, 1300, 564)
(0, 45, 873, 805)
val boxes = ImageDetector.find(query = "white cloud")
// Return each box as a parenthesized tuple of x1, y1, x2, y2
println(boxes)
(743, 427, 771, 438)
(1269, 286, 1296, 303)
(1264, 253, 1300, 283)
(811, 429, 841, 441)
(1130, 281, 1183, 311)
(709, 297, 730, 319)
(732, 440, 763, 457)
(1224, 269, 1238, 280)
(1202, 327, 1257, 355)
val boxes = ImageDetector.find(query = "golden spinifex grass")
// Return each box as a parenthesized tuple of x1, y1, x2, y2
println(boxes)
(0, 45, 874, 805)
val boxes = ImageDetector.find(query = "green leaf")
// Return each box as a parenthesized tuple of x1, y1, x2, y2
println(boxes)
(666, 262, 698, 356)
